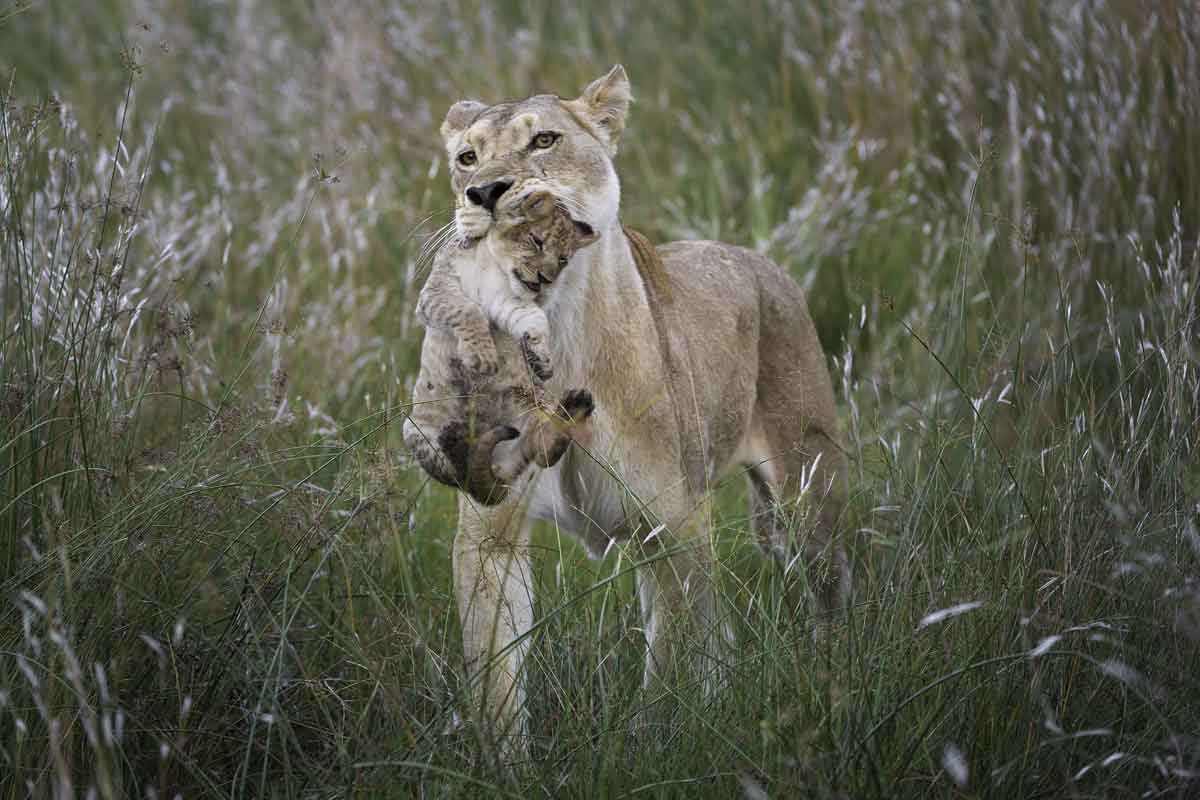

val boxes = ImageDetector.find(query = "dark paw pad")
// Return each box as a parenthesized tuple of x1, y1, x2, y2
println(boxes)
(559, 388, 595, 420)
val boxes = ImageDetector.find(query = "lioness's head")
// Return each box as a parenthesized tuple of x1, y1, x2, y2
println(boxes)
(441, 65, 632, 240)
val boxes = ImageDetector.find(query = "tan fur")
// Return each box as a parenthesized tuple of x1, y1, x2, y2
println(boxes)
(407, 65, 849, 744)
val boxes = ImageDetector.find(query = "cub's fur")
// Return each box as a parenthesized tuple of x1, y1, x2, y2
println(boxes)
(408, 65, 850, 744)
(404, 192, 598, 505)
(415, 191, 597, 384)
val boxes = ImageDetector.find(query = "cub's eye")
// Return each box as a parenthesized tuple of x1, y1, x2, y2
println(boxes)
(528, 234, 544, 251)
(557, 256, 569, 268)
(531, 132, 559, 149)
(456, 150, 477, 167)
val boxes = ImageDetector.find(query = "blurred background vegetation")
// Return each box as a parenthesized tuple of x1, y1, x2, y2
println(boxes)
(1, 1, 1197, 797)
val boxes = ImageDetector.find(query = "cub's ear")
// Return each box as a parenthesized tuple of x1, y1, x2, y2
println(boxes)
(440, 100, 487, 147)
(571, 219, 599, 248)
(571, 64, 632, 155)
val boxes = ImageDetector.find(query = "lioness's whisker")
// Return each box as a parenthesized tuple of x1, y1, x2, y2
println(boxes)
(415, 222, 461, 278)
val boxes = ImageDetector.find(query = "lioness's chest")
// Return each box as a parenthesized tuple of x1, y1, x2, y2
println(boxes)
(525, 431, 646, 557)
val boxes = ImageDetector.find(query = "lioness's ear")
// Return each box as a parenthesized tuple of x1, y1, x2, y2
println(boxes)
(572, 219, 599, 248)
(573, 64, 632, 155)
(440, 100, 487, 147)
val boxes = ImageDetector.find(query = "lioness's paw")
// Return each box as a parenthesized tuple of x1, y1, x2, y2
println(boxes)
(520, 333, 553, 382)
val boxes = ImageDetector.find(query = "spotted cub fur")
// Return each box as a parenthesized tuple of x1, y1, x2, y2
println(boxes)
(404, 191, 598, 504)
(415, 191, 597, 383)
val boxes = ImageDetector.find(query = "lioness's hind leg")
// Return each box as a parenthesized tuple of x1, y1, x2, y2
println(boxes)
(750, 270, 852, 609)
(745, 415, 851, 611)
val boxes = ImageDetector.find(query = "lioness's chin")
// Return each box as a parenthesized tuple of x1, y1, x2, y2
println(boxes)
(456, 207, 492, 238)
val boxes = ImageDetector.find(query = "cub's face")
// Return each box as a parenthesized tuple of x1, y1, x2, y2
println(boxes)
(489, 192, 599, 294)
(440, 66, 632, 241)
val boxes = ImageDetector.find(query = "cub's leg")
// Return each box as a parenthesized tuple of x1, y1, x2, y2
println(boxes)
(415, 263, 500, 379)
(529, 389, 595, 467)
(453, 318, 502, 380)
(490, 388, 594, 482)
(454, 481, 536, 750)
(486, 297, 553, 382)
(402, 354, 472, 489)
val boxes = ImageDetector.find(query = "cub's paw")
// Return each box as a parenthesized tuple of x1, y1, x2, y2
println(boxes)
(520, 332, 554, 382)
(557, 389, 595, 448)
(464, 343, 500, 380)
(558, 388, 595, 422)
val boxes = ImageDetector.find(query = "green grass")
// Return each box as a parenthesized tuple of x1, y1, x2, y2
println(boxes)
(1, 0, 1198, 796)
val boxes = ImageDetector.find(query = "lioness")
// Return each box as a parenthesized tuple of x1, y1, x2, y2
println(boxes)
(407, 65, 849, 743)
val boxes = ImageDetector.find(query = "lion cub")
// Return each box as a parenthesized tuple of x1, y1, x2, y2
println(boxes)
(404, 192, 598, 504)
(416, 191, 597, 383)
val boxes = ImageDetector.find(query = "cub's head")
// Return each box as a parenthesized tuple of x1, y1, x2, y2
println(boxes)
(490, 191, 599, 294)
(441, 65, 632, 240)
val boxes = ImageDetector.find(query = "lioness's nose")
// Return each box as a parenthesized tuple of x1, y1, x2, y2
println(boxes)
(465, 180, 512, 213)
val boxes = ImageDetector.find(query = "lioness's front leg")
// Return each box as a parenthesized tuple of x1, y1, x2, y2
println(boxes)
(632, 494, 721, 695)
(454, 480, 536, 748)
(593, 435, 722, 695)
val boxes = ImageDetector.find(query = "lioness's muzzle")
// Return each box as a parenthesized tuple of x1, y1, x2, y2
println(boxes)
(465, 180, 512, 212)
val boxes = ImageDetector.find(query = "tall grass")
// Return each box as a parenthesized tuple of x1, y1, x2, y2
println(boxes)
(1, 1, 1197, 796)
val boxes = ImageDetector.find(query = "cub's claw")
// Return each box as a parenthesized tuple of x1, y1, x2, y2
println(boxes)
(553, 388, 595, 449)
(559, 389, 595, 421)
(520, 332, 554, 382)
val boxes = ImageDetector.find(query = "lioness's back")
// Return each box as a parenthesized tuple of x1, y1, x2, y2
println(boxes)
(654, 239, 839, 473)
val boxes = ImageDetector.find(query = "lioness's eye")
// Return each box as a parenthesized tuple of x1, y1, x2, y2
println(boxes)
(558, 256, 569, 268)
(532, 132, 558, 149)
(529, 234, 544, 251)
(457, 150, 477, 167)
